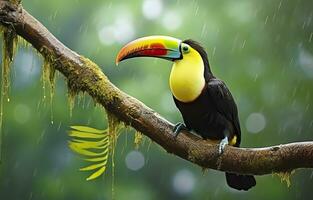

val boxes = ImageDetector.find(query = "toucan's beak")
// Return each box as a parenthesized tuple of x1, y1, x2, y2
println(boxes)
(116, 35, 182, 65)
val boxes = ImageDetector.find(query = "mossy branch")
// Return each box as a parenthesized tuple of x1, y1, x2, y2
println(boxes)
(0, 1, 313, 176)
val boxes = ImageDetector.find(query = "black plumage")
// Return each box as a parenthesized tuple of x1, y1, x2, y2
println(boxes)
(173, 39, 256, 191)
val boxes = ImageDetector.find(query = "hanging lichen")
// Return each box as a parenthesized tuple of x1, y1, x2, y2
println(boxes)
(67, 84, 79, 118)
(107, 111, 123, 199)
(134, 131, 144, 149)
(40, 47, 57, 123)
(17, 36, 30, 49)
(275, 170, 295, 187)
(0, 27, 18, 161)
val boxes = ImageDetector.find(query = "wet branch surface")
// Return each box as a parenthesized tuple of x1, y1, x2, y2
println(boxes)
(1, 1, 313, 175)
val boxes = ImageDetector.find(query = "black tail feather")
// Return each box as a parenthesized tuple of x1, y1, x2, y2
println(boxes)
(225, 172, 256, 191)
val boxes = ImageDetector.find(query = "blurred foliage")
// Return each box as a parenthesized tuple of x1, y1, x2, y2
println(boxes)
(0, 0, 313, 199)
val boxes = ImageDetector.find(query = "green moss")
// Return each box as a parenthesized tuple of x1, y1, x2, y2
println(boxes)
(187, 149, 198, 163)
(79, 56, 119, 102)
(9, 0, 21, 5)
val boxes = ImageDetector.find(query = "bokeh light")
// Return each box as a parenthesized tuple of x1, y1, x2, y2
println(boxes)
(172, 169, 195, 195)
(125, 150, 145, 171)
(142, 0, 163, 20)
(14, 104, 31, 124)
(245, 113, 266, 134)
(161, 11, 182, 31)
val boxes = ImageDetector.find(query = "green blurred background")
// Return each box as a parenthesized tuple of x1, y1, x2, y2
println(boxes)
(0, 0, 313, 199)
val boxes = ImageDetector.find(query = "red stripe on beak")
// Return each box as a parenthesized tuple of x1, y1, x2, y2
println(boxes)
(141, 43, 167, 56)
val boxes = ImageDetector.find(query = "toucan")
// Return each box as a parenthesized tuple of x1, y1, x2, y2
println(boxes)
(115, 35, 256, 191)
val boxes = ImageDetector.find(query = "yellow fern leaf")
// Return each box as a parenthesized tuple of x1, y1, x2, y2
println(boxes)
(85, 155, 109, 162)
(86, 166, 107, 181)
(69, 142, 107, 157)
(80, 159, 108, 171)
(71, 138, 109, 149)
(70, 126, 105, 134)
(68, 126, 111, 181)
(69, 130, 107, 139)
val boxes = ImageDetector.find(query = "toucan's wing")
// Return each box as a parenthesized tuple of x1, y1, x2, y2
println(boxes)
(206, 78, 241, 146)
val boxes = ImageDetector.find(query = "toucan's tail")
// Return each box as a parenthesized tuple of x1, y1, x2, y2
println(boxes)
(225, 172, 256, 191)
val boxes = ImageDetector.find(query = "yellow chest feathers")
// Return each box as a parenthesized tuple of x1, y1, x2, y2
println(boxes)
(169, 48, 205, 103)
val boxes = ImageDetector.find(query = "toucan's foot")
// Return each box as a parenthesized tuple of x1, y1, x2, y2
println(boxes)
(172, 122, 188, 137)
(218, 136, 229, 154)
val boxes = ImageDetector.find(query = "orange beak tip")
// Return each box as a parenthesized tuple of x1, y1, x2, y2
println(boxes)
(115, 57, 121, 66)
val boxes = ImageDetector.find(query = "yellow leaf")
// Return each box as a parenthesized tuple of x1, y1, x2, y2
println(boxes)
(70, 141, 109, 150)
(86, 166, 106, 181)
(80, 160, 108, 171)
(85, 152, 109, 162)
(71, 126, 105, 134)
(69, 142, 107, 157)
(69, 130, 106, 139)
(68, 126, 113, 181)
(72, 137, 109, 147)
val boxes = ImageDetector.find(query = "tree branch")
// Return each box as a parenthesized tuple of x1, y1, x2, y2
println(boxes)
(0, 1, 312, 176)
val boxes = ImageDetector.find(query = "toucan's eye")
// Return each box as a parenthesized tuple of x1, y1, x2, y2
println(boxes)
(181, 44, 190, 53)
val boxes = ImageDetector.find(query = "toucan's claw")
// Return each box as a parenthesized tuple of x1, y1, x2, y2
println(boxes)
(172, 122, 188, 137)
(218, 136, 229, 154)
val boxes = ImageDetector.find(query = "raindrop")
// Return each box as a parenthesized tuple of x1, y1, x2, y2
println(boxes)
(201, 23, 207, 38)
(53, 10, 58, 19)
(241, 40, 246, 49)
(265, 16, 269, 24)
(245, 113, 266, 134)
(125, 150, 145, 171)
(33, 168, 38, 177)
(194, 5, 199, 16)
(57, 122, 62, 131)
(253, 74, 258, 82)
(278, 1, 282, 10)
(172, 169, 195, 195)
(298, 48, 313, 78)
(212, 47, 216, 58)
(29, 192, 33, 200)
(305, 103, 310, 113)
(302, 21, 306, 29)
